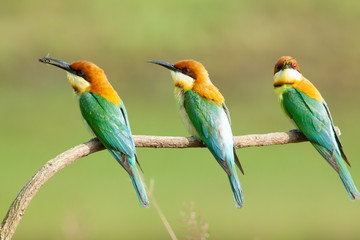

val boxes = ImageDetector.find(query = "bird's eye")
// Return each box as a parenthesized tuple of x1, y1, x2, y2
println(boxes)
(292, 63, 297, 69)
(77, 70, 85, 76)
(182, 68, 190, 74)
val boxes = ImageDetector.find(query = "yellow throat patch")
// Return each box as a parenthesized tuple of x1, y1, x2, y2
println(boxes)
(67, 72, 90, 93)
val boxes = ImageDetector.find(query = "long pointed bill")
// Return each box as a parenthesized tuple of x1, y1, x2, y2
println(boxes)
(148, 60, 178, 72)
(148, 60, 195, 90)
(39, 57, 76, 74)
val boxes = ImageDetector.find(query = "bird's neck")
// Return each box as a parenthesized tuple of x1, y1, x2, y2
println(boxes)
(90, 78, 121, 105)
(192, 80, 224, 105)
(274, 71, 323, 102)
(273, 68, 302, 87)
(293, 78, 323, 102)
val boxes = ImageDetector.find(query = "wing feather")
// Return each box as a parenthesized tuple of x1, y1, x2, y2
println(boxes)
(281, 87, 345, 171)
(79, 92, 137, 174)
(183, 90, 243, 175)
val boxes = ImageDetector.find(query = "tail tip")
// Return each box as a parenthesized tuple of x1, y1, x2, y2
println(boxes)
(138, 196, 150, 208)
(235, 203, 243, 209)
(353, 192, 360, 201)
(141, 203, 150, 208)
(234, 196, 243, 209)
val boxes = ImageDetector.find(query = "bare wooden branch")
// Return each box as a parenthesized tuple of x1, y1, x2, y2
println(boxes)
(0, 127, 340, 240)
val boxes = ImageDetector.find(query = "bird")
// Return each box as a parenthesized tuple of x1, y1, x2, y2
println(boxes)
(149, 59, 244, 208)
(39, 57, 149, 207)
(273, 56, 360, 200)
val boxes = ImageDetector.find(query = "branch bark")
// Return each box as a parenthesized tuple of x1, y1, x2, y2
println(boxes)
(0, 128, 340, 240)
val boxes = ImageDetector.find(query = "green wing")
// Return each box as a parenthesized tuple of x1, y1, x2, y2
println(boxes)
(79, 92, 136, 173)
(183, 90, 243, 175)
(281, 87, 347, 171)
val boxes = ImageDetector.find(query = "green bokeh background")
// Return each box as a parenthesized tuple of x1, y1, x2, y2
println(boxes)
(1, 0, 360, 239)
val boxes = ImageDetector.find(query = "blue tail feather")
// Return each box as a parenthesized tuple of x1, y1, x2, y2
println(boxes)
(337, 157, 360, 200)
(130, 164, 150, 208)
(313, 143, 360, 200)
(228, 168, 243, 208)
(110, 150, 149, 207)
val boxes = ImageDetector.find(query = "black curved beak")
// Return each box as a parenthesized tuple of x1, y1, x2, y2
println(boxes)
(148, 60, 178, 72)
(39, 57, 76, 74)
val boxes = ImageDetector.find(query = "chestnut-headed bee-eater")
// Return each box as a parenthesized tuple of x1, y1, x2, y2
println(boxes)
(39, 57, 149, 207)
(149, 59, 244, 208)
(273, 56, 360, 200)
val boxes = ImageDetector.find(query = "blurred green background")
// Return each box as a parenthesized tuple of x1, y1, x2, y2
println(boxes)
(1, 0, 360, 239)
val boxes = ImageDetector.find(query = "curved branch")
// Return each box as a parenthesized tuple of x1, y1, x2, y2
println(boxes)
(0, 128, 340, 240)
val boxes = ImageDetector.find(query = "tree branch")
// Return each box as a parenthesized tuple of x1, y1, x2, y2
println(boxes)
(0, 128, 340, 240)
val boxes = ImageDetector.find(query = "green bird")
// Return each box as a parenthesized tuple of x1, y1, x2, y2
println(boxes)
(39, 57, 149, 207)
(149, 59, 244, 208)
(273, 56, 360, 200)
